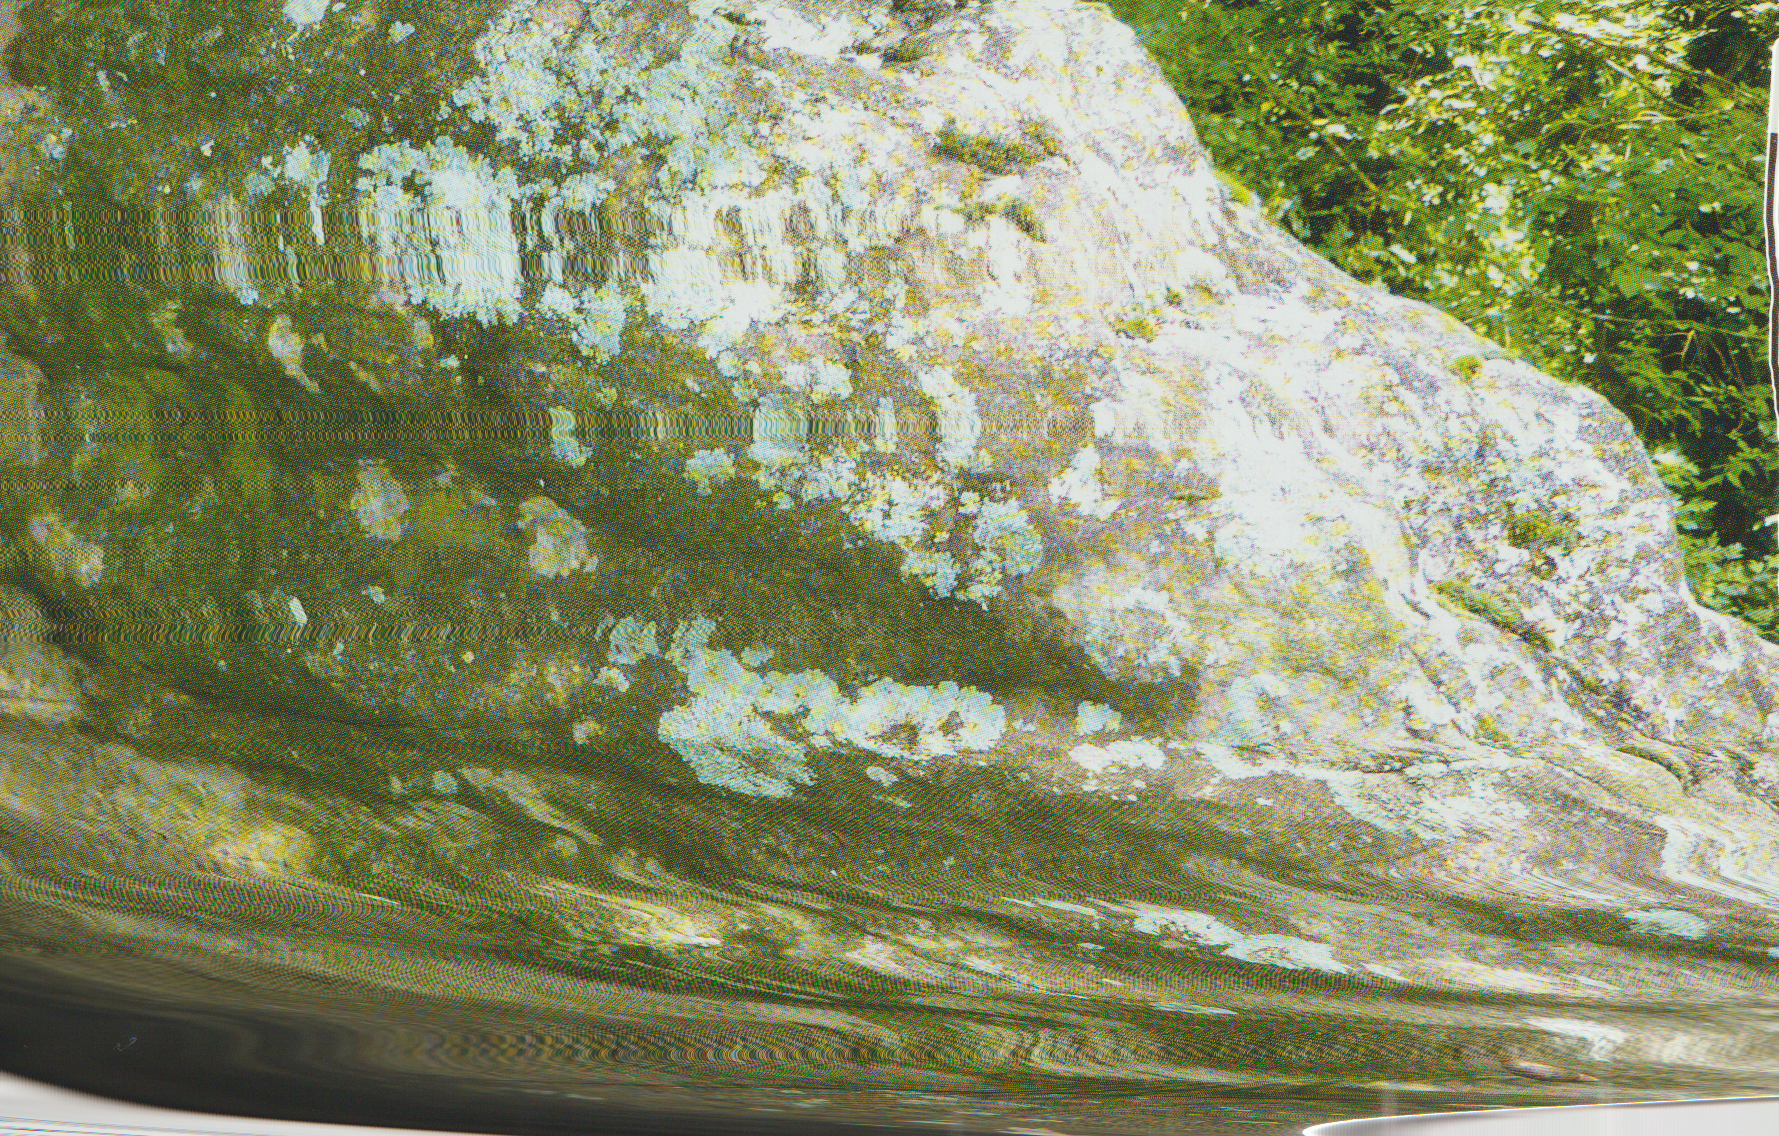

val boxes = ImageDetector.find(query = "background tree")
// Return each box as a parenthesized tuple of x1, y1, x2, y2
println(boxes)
(1107, 0, 1778, 638)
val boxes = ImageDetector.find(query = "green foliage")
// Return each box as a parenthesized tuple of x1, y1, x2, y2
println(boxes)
(1652, 447, 1778, 637)
(998, 197, 1048, 240)
(954, 200, 996, 225)
(1473, 715, 1515, 748)
(1616, 743, 1693, 785)
(1433, 578, 1510, 622)
(1106, 0, 1777, 638)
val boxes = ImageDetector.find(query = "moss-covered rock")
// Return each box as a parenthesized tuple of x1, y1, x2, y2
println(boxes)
(0, 0, 1776, 1107)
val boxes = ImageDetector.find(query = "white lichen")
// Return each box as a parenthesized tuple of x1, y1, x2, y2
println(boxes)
(920, 367, 991, 473)
(684, 448, 738, 495)
(1125, 905, 1348, 974)
(517, 497, 596, 576)
(1049, 445, 1120, 520)
(350, 461, 409, 541)
(1069, 737, 1164, 774)
(1076, 702, 1123, 735)
(1086, 588, 1187, 680)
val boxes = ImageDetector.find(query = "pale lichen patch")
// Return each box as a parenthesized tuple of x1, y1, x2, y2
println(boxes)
(266, 313, 319, 394)
(920, 366, 991, 473)
(349, 461, 410, 541)
(1048, 445, 1119, 520)
(684, 448, 739, 495)
(650, 615, 1008, 795)
(1122, 904, 1349, 974)
(27, 513, 103, 586)
(1075, 701, 1121, 734)
(1081, 587, 1188, 681)
(517, 497, 595, 576)
(1620, 908, 1708, 939)
(1195, 742, 1535, 842)
(203, 821, 317, 880)
(1068, 737, 1164, 776)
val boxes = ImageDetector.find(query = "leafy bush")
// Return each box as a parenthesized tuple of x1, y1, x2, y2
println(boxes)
(1653, 448, 1778, 637)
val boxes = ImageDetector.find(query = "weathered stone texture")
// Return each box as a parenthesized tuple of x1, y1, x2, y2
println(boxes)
(0, 0, 1776, 1093)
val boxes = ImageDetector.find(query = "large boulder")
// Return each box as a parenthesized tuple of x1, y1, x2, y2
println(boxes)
(1, 0, 1778, 1121)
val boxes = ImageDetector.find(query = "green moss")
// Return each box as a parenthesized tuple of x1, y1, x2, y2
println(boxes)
(1615, 744, 1693, 786)
(10, 348, 333, 700)
(1718, 747, 1766, 778)
(1433, 578, 1552, 651)
(946, 196, 1048, 241)
(934, 118, 1065, 176)
(881, 40, 928, 63)
(405, 488, 504, 552)
(1433, 578, 1510, 623)
(1515, 623, 1553, 651)
(1332, 540, 1373, 581)
(1506, 510, 1578, 555)
(952, 200, 996, 225)
(1024, 121, 1064, 156)
(998, 197, 1047, 241)
(1264, 561, 1409, 686)
(0, 526, 32, 583)
(3, 0, 518, 336)
(1451, 348, 1524, 380)
(1210, 165, 1258, 208)
(87, 367, 176, 494)
(1119, 310, 1157, 341)
(1558, 661, 1629, 707)
(54, 365, 279, 510)
(765, 156, 808, 184)
(1473, 715, 1514, 749)
(214, 379, 276, 508)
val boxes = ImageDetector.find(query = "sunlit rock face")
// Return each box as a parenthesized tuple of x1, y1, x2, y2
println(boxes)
(2, 0, 1779, 1118)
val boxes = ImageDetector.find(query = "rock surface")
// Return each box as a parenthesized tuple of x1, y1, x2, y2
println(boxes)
(0, 0, 1778, 1113)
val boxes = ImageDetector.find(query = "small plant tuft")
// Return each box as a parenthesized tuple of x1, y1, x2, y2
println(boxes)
(998, 197, 1046, 240)
(1119, 310, 1157, 341)
(1451, 348, 1525, 381)
(1506, 510, 1578, 555)
(881, 40, 928, 63)
(1615, 744, 1694, 786)
(1473, 716, 1515, 749)
(945, 196, 1047, 240)
(934, 118, 1065, 175)
(1433, 578, 1552, 650)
